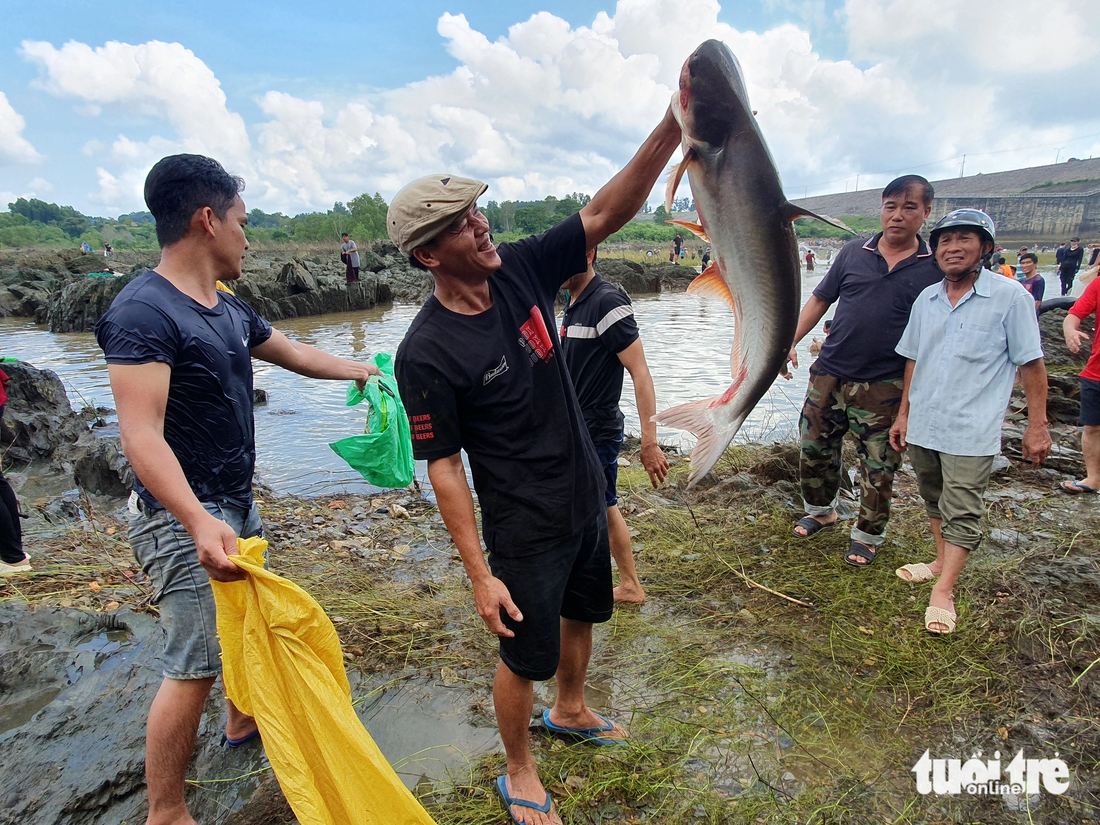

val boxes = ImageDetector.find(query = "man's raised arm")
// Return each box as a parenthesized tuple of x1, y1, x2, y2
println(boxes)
(580, 107, 681, 248)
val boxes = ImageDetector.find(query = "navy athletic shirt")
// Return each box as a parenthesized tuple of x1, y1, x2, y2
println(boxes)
(395, 213, 605, 558)
(560, 273, 640, 444)
(95, 270, 273, 511)
(812, 232, 941, 382)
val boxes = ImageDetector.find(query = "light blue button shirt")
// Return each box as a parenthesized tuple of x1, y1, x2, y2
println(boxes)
(895, 268, 1044, 456)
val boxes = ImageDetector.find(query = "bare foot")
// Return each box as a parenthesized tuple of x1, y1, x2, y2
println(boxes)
(927, 587, 955, 634)
(793, 511, 837, 537)
(613, 584, 645, 604)
(504, 765, 560, 825)
(547, 707, 628, 742)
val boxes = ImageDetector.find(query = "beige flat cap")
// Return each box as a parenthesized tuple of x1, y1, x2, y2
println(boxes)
(387, 174, 488, 255)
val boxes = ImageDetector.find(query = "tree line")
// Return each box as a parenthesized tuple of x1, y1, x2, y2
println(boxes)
(1, 190, 852, 251)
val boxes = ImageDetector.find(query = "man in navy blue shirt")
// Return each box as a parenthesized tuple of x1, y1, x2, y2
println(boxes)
(782, 175, 941, 568)
(560, 248, 668, 604)
(97, 154, 377, 825)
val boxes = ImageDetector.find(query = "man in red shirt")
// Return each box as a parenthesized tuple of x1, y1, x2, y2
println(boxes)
(1063, 281, 1100, 492)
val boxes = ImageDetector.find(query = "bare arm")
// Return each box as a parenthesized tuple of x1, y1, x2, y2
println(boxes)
(617, 338, 668, 487)
(427, 454, 521, 637)
(108, 363, 244, 581)
(1018, 358, 1052, 467)
(580, 108, 681, 249)
(251, 328, 380, 386)
(1064, 312, 1090, 353)
(888, 359, 916, 453)
(780, 295, 830, 378)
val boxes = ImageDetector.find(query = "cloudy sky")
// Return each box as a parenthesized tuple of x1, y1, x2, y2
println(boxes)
(1, 0, 1098, 218)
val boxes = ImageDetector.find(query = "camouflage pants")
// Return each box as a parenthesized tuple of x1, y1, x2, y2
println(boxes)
(799, 365, 903, 546)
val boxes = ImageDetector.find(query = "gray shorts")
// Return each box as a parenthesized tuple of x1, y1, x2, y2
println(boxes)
(907, 444, 994, 553)
(129, 498, 262, 680)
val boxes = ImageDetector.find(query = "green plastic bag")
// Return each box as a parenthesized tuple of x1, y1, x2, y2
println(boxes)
(329, 352, 415, 489)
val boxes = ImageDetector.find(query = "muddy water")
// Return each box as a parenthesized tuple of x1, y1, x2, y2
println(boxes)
(0, 266, 1066, 498)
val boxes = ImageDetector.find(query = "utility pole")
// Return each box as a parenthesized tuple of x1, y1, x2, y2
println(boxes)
(960, 154, 966, 178)
(1055, 147, 1064, 164)
(855, 174, 859, 191)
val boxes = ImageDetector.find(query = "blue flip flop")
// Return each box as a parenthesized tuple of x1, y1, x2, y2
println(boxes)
(542, 709, 625, 745)
(495, 775, 553, 824)
(222, 728, 261, 749)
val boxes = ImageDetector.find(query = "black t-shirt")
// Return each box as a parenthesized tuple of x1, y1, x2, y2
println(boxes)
(395, 213, 604, 558)
(95, 271, 273, 510)
(812, 233, 942, 382)
(560, 274, 639, 444)
(1060, 246, 1084, 274)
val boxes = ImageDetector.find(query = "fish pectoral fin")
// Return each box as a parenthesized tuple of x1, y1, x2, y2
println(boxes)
(785, 203, 855, 235)
(667, 220, 710, 243)
(663, 148, 696, 213)
(686, 262, 736, 312)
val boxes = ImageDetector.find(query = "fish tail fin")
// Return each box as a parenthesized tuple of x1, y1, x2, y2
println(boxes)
(654, 398, 746, 487)
(664, 148, 696, 213)
(785, 203, 855, 234)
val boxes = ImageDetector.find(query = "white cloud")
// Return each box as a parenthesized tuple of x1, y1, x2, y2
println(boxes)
(0, 92, 42, 165)
(16, 1, 1100, 214)
(21, 39, 252, 171)
(27, 177, 53, 195)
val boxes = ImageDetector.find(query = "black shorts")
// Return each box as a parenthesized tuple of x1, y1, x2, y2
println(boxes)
(489, 509, 613, 681)
(592, 432, 623, 507)
(1080, 377, 1100, 426)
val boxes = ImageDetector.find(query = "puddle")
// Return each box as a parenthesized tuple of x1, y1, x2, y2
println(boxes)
(352, 674, 501, 789)
(0, 687, 65, 734)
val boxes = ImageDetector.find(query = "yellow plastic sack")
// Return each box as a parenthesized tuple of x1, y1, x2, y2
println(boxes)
(212, 537, 437, 825)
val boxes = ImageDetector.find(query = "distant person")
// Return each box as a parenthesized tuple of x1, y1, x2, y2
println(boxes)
(804, 249, 816, 272)
(340, 232, 360, 284)
(1056, 243, 1067, 265)
(96, 153, 378, 825)
(1089, 243, 1100, 268)
(827, 249, 833, 263)
(1017, 246, 1028, 265)
(890, 208, 1050, 635)
(103, 242, 113, 258)
(1019, 252, 1044, 311)
(701, 247, 711, 268)
(673, 232, 683, 257)
(782, 175, 940, 567)
(669, 245, 675, 263)
(690, 249, 696, 260)
(1059, 237, 1085, 295)
(0, 366, 30, 577)
(561, 247, 669, 604)
(80, 240, 91, 255)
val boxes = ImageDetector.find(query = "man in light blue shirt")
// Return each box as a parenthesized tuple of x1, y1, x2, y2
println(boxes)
(889, 209, 1051, 635)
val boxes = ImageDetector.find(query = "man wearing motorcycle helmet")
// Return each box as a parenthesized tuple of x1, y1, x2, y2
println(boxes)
(889, 209, 1051, 634)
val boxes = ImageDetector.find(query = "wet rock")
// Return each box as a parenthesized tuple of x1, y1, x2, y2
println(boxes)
(254, 387, 269, 406)
(1039, 308, 1090, 370)
(73, 434, 133, 499)
(988, 528, 1032, 549)
(596, 259, 660, 294)
(0, 360, 92, 467)
(49, 272, 137, 333)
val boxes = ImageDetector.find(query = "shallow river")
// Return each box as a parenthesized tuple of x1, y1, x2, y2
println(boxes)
(0, 266, 1065, 498)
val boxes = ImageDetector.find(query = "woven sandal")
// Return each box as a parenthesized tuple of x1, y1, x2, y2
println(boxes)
(896, 563, 937, 583)
(924, 605, 957, 635)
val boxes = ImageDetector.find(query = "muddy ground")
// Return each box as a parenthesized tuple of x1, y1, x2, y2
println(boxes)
(1, 438, 1098, 824)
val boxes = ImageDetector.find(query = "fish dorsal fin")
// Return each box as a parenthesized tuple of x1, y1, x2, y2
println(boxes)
(686, 261, 735, 312)
(666, 219, 711, 243)
(663, 148, 696, 213)
(785, 203, 855, 234)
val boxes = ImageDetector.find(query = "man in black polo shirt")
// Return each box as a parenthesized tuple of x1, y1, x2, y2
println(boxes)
(560, 248, 668, 604)
(782, 175, 941, 567)
(1059, 237, 1085, 296)
(392, 104, 680, 825)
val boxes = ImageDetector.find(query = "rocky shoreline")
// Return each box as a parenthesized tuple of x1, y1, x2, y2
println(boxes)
(0, 245, 697, 333)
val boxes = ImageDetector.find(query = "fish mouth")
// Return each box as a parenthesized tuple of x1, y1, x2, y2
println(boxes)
(680, 40, 751, 149)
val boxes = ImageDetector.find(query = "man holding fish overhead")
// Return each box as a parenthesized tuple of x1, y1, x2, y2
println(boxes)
(783, 176, 941, 568)
(391, 109, 681, 824)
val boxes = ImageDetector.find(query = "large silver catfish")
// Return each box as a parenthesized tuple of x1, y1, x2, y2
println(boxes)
(655, 39, 847, 486)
